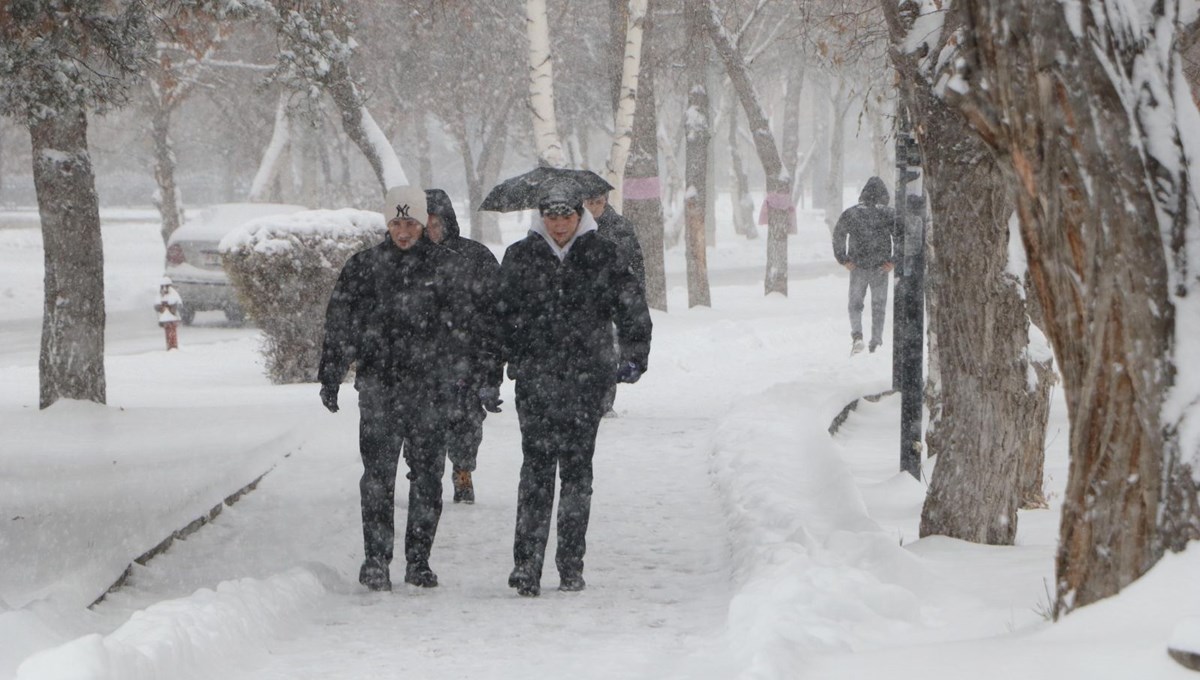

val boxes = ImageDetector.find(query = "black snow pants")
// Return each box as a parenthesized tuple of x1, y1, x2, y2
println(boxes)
(358, 385, 446, 567)
(444, 396, 485, 473)
(512, 373, 607, 583)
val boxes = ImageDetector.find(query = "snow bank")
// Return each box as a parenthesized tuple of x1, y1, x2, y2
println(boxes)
(14, 568, 327, 680)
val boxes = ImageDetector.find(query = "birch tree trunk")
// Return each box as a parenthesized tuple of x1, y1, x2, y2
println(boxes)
(823, 79, 851, 233)
(150, 99, 184, 245)
(684, 0, 712, 307)
(705, 2, 792, 295)
(31, 107, 106, 409)
(953, 0, 1200, 615)
(606, 0, 647, 210)
(623, 0, 667, 311)
(526, 0, 564, 167)
(782, 58, 805, 211)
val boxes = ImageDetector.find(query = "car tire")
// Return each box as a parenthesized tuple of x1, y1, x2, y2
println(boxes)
(180, 304, 196, 326)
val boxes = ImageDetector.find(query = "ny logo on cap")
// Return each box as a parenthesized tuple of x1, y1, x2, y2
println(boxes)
(395, 204, 411, 220)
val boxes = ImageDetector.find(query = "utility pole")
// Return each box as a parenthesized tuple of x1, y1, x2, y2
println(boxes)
(893, 110, 925, 479)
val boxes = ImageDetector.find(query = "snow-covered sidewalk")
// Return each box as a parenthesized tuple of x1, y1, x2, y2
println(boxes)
(2, 210, 1197, 679)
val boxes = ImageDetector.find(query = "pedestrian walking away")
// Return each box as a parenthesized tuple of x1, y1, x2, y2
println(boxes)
(318, 185, 494, 592)
(832, 176, 895, 355)
(496, 177, 652, 597)
(425, 188, 504, 504)
(583, 191, 648, 417)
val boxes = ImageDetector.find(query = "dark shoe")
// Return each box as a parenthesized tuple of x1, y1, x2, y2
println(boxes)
(558, 574, 586, 592)
(851, 338, 865, 355)
(404, 561, 438, 588)
(869, 340, 881, 353)
(452, 469, 474, 504)
(358, 558, 391, 592)
(508, 566, 540, 597)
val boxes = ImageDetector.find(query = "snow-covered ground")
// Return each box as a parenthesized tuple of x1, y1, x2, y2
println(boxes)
(0, 199, 1196, 679)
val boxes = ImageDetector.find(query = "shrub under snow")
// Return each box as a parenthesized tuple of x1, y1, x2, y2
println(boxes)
(221, 209, 385, 384)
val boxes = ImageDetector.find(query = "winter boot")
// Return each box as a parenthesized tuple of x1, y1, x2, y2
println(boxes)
(358, 558, 391, 592)
(869, 339, 881, 353)
(508, 565, 540, 597)
(851, 337, 865, 355)
(558, 573, 586, 592)
(452, 469, 475, 504)
(404, 561, 439, 588)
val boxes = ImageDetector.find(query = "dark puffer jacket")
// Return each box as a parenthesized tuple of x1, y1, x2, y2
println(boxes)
(497, 227, 651, 393)
(595, 204, 646, 290)
(318, 237, 485, 397)
(832, 176, 895, 269)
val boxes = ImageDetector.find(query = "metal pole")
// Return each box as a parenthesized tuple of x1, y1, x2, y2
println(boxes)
(894, 116, 924, 480)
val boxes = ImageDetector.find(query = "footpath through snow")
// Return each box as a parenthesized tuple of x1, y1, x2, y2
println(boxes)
(2, 209, 1198, 679)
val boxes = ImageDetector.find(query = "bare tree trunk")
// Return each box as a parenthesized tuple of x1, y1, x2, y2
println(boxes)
(782, 58, 805, 207)
(953, 0, 1200, 615)
(884, 2, 1056, 546)
(526, 0, 564, 167)
(150, 100, 184, 244)
(606, 0, 647, 210)
(415, 113, 433, 189)
(624, 0, 667, 311)
(684, 0, 711, 307)
(809, 73, 830, 213)
(30, 108, 106, 409)
(705, 2, 791, 295)
(728, 100, 756, 239)
(823, 79, 850, 233)
(249, 94, 291, 202)
(325, 61, 408, 194)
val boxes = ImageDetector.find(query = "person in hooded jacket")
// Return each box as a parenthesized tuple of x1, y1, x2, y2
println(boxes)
(497, 177, 652, 597)
(424, 188, 503, 504)
(583, 191, 647, 417)
(319, 185, 490, 592)
(832, 176, 895, 354)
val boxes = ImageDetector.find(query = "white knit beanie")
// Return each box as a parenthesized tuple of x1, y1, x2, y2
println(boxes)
(383, 185, 429, 225)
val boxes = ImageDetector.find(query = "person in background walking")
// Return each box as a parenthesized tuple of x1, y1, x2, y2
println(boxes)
(319, 185, 488, 592)
(832, 176, 895, 355)
(583, 190, 646, 417)
(497, 178, 652, 597)
(424, 188, 503, 504)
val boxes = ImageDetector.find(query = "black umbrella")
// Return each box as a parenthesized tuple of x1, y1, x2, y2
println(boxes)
(479, 167, 614, 212)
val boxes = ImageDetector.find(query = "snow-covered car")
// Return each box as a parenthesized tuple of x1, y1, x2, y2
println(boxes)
(164, 203, 305, 324)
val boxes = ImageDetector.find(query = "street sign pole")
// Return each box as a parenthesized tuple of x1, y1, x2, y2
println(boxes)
(894, 113, 925, 480)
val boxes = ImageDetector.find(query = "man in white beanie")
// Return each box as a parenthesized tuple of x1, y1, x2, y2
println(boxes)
(318, 185, 496, 592)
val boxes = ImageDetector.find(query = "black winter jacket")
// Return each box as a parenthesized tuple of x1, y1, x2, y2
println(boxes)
(436, 218, 503, 388)
(318, 238, 489, 396)
(595, 204, 647, 290)
(832, 176, 895, 269)
(497, 228, 651, 390)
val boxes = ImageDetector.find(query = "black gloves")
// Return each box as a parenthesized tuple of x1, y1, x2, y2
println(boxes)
(478, 386, 504, 413)
(615, 360, 643, 384)
(320, 384, 339, 413)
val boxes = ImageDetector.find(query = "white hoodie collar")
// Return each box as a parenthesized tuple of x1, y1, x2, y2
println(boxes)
(530, 209, 598, 262)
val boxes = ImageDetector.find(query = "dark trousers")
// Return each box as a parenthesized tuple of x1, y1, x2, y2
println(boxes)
(848, 265, 890, 344)
(358, 387, 446, 566)
(444, 399, 485, 473)
(512, 374, 607, 582)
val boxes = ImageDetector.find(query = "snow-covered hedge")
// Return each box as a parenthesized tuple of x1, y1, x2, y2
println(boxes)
(220, 209, 385, 384)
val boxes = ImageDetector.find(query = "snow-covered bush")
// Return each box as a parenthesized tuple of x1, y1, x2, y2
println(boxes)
(221, 209, 385, 384)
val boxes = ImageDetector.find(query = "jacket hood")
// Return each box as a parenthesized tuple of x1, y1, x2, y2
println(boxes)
(859, 177, 890, 207)
(531, 209, 599, 262)
(425, 188, 461, 239)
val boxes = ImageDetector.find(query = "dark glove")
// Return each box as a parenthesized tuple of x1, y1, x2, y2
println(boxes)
(478, 386, 503, 413)
(320, 384, 339, 413)
(615, 360, 643, 384)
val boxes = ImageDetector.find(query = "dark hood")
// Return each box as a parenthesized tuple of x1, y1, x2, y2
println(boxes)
(426, 188, 461, 239)
(859, 176, 890, 207)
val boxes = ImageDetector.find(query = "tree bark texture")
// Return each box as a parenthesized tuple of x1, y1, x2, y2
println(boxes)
(606, 0, 646, 210)
(624, 0, 667, 311)
(705, 2, 791, 296)
(325, 60, 407, 193)
(684, 0, 712, 308)
(953, 0, 1200, 615)
(883, 0, 1054, 547)
(526, 0, 564, 167)
(822, 79, 850, 233)
(728, 100, 756, 239)
(31, 108, 106, 409)
(150, 101, 184, 245)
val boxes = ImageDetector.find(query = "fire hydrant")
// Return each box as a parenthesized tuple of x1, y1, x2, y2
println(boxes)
(155, 276, 183, 350)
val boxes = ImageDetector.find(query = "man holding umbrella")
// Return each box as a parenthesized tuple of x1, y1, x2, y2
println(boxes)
(494, 176, 652, 596)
